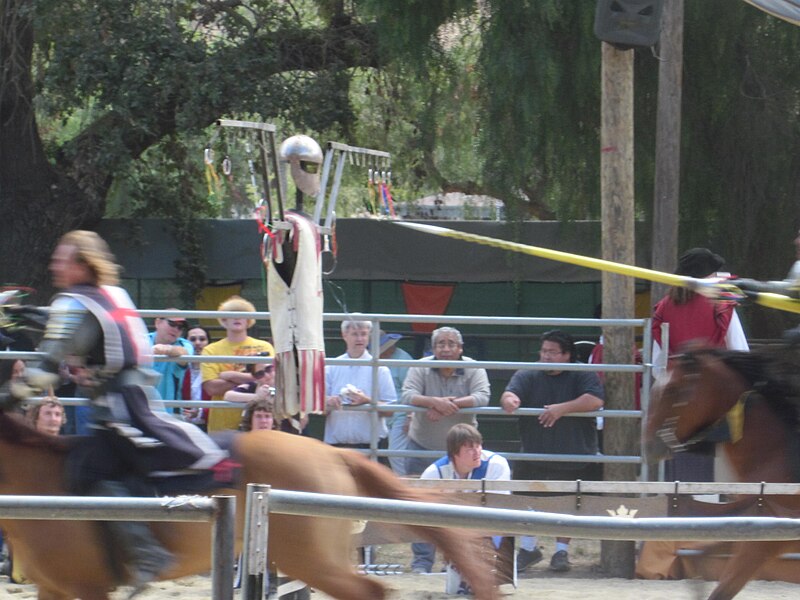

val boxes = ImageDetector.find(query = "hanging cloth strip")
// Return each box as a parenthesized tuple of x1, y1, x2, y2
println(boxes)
(366, 170, 378, 214)
(266, 212, 326, 419)
(204, 149, 222, 204)
(380, 181, 396, 218)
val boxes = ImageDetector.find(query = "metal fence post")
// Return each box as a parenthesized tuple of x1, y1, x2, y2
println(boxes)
(212, 494, 236, 600)
(242, 483, 270, 599)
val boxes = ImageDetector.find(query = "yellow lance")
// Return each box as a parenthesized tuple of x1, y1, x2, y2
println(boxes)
(395, 221, 800, 315)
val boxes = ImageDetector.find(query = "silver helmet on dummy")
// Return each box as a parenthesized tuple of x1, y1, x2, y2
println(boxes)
(279, 135, 323, 197)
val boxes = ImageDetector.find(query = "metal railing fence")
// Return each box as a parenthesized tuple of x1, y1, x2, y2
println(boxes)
(259, 487, 800, 542)
(4, 310, 650, 470)
(0, 494, 235, 600)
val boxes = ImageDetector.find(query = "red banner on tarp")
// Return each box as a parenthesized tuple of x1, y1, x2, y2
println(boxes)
(401, 282, 455, 333)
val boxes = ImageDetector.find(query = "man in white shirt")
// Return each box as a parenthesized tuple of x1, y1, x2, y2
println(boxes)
(324, 319, 396, 448)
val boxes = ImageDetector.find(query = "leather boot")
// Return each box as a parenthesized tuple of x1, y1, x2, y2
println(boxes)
(92, 480, 175, 589)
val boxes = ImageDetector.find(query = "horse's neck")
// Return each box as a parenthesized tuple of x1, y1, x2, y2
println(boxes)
(725, 398, 797, 483)
(0, 440, 67, 494)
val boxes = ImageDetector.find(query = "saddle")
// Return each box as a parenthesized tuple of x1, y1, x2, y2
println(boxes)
(130, 457, 242, 497)
(143, 430, 242, 495)
(65, 429, 242, 497)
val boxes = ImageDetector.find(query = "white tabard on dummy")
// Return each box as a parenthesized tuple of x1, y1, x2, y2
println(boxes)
(266, 211, 326, 421)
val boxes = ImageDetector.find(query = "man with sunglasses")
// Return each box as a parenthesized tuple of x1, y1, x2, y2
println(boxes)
(149, 311, 193, 411)
(224, 358, 275, 406)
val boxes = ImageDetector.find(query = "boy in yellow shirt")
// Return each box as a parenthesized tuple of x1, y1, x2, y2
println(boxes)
(201, 295, 274, 431)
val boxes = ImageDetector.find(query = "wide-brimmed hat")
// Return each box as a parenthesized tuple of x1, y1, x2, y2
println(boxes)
(379, 331, 403, 355)
(676, 248, 725, 279)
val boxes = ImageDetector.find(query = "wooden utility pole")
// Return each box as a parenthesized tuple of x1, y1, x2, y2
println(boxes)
(599, 41, 637, 578)
(651, 0, 685, 303)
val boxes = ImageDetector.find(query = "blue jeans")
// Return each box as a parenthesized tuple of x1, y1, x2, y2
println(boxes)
(406, 436, 439, 570)
(405, 437, 436, 477)
(411, 541, 436, 572)
(387, 412, 409, 475)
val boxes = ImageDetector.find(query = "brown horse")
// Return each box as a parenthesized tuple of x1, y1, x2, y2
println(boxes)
(0, 413, 497, 600)
(643, 345, 800, 600)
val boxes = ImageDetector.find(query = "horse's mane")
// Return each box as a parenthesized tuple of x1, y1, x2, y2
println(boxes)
(0, 411, 73, 454)
(691, 346, 800, 429)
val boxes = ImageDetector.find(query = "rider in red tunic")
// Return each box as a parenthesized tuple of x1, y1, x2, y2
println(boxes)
(651, 248, 749, 482)
(652, 248, 748, 379)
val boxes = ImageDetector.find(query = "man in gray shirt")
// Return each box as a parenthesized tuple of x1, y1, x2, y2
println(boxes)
(402, 327, 490, 477)
(500, 329, 604, 573)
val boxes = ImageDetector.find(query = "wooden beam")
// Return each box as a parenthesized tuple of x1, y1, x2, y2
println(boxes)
(600, 39, 637, 578)
(651, 0, 684, 303)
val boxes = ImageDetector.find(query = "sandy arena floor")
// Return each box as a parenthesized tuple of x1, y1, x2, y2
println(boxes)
(3, 538, 799, 599)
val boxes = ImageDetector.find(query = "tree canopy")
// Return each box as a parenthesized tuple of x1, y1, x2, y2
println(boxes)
(357, 0, 800, 334)
(1, 0, 380, 299)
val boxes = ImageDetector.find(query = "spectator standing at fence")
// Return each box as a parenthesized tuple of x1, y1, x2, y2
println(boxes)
(181, 326, 211, 430)
(324, 319, 396, 449)
(374, 331, 415, 475)
(239, 397, 277, 432)
(0, 359, 26, 576)
(411, 423, 511, 577)
(201, 296, 274, 432)
(0, 359, 26, 416)
(28, 395, 67, 436)
(500, 329, 604, 573)
(402, 327, 490, 477)
(224, 356, 275, 406)
(8, 395, 68, 583)
(149, 311, 192, 413)
(0, 359, 25, 385)
(651, 248, 748, 482)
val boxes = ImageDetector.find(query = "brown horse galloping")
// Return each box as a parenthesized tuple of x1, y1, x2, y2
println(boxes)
(643, 345, 800, 600)
(0, 413, 497, 600)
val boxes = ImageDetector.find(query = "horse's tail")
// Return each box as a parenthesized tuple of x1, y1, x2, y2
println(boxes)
(337, 450, 498, 600)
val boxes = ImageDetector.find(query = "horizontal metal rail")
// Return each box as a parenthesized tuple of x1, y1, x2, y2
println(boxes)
(132, 310, 645, 329)
(2, 350, 645, 374)
(404, 479, 800, 496)
(216, 119, 277, 132)
(0, 494, 218, 520)
(264, 489, 800, 542)
(25, 396, 639, 419)
(325, 141, 391, 159)
(0, 494, 235, 600)
(376, 449, 640, 464)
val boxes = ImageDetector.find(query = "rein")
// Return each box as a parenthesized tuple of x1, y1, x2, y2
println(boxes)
(680, 389, 753, 449)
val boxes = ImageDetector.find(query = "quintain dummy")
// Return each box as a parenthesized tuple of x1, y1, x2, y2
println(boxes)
(267, 135, 326, 425)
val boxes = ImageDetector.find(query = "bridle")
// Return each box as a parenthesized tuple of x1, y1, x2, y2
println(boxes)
(654, 352, 754, 454)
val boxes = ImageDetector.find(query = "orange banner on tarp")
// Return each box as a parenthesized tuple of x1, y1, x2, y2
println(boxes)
(401, 282, 455, 333)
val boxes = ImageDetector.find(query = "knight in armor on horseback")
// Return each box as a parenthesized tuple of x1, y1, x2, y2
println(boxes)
(14, 230, 227, 588)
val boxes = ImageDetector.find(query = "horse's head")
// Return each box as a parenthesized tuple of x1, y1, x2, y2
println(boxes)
(643, 349, 741, 464)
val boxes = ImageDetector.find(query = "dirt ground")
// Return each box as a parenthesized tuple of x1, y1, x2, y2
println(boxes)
(3, 537, 799, 599)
